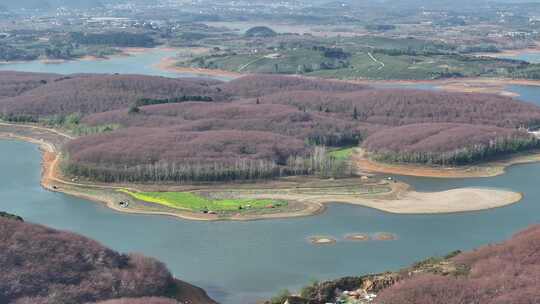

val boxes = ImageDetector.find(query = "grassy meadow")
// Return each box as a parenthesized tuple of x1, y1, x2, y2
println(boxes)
(119, 189, 286, 212)
(328, 147, 355, 161)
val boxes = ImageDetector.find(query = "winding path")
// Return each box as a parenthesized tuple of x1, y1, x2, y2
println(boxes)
(367, 52, 385, 70)
(237, 56, 266, 72)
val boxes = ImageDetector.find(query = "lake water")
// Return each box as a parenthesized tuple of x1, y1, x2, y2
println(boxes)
(0, 48, 232, 81)
(1, 54, 540, 303)
(499, 52, 540, 64)
(3, 136, 540, 303)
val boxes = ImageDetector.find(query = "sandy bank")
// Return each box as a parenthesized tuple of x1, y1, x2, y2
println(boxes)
(350, 77, 540, 97)
(155, 56, 242, 79)
(369, 188, 522, 214)
(434, 78, 540, 97)
(245, 185, 522, 214)
(473, 44, 540, 59)
(354, 148, 540, 179)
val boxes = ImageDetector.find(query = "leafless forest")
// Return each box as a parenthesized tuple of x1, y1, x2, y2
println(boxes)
(0, 216, 179, 304)
(377, 225, 540, 304)
(1, 72, 540, 181)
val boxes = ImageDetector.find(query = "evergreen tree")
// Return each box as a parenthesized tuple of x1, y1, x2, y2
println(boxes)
(128, 104, 140, 114)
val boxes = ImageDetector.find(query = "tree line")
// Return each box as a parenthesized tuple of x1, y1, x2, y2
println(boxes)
(63, 146, 351, 183)
(69, 32, 157, 47)
(136, 95, 213, 107)
(369, 136, 540, 166)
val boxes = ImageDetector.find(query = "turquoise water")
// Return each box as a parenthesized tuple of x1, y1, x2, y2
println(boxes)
(0, 48, 232, 81)
(2, 138, 540, 304)
(508, 85, 540, 106)
(372, 83, 438, 91)
(498, 52, 540, 64)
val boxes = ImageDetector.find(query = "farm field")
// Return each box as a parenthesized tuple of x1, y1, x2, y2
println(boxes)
(174, 32, 532, 80)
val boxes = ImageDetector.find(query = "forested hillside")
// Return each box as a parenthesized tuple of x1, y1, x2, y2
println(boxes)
(362, 123, 539, 165)
(1, 72, 540, 182)
(0, 71, 59, 99)
(377, 224, 540, 303)
(0, 74, 226, 118)
(0, 213, 216, 304)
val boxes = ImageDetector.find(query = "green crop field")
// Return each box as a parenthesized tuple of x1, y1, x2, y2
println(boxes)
(119, 189, 286, 212)
(179, 37, 520, 80)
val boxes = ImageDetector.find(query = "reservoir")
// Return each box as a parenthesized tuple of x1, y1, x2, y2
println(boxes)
(1, 52, 540, 304)
(2, 139, 540, 304)
(0, 48, 233, 81)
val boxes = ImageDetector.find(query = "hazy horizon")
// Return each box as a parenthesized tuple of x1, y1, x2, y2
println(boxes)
(4, 0, 540, 11)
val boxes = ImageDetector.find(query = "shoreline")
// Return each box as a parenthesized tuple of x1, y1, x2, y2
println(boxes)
(2, 45, 540, 93)
(0, 123, 526, 221)
(472, 43, 540, 59)
(354, 148, 540, 179)
(350, 77, 540, 97)
(155, 56, 243, 79)
(247, 184, 523, 215)
(0, 127, 329, 221)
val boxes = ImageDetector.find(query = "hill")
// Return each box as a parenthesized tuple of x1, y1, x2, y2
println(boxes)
(244, 26, 278, 38)
(255, 88, 540, 128)
(1, 72, 540, 182)
(220, 74, 368, 97)
(0, 74, 226, 118)
(0, 213, 216, 304)
(0, 71, 60, 99)
(377, 224, 540, 304)
(362, 123, 538, 165)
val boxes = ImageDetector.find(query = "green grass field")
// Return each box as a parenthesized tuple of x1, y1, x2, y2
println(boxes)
(329, 147, 355, 160)
(119, 189, 286, 212)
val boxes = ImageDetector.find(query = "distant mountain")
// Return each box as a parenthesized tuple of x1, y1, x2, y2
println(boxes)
(332, 0, 540, 9)
(2, 0, 104, 10)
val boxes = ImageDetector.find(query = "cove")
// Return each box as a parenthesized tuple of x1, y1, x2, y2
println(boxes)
(2, 138, 540, 304)
(0, 48, 232, 81)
